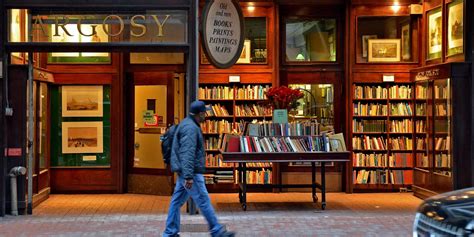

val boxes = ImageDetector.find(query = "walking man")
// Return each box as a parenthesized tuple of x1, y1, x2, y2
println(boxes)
(163, 101, 235, 237)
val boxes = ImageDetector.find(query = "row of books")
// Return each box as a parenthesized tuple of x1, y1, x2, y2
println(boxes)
(389, 85, 412, 99)
(390, 103, 413, 116)
(416, 138, 427, 150)
(354, 170, 413, 184)
(235, 169, 272, 184)
(415, 85, 427, 99)
(389, 153, 414, 167)
(435, 154, 451, 168)
(353, 153, 388, 167)
(235, 104, 272, 117)
(353, 153, 413, 167)
(435, 137, 450, 151)
(434, 85, 449, 99)
(416, 154, 429, 168)
(199, 86, 234, 100)
(415, 104, 426, 116)
(353, 103, 388, 116)
(435, 104, 449, 116)
(352, 136, 387, 150)
(390, 119, 412, 133)
(389, 137, 413, 150)
(201, 120, 232, 134)
(205, 154, 234, 167)
(238, 135, 332, 153)
(215, 170, 234, 184)
(415, 121, 426, 133)
(354, 85, 388, 99)
(205, 137, 220, 150)
(235, 85, 270, 100)
(246, 121, 320, 137)
(206, 104, 231, 117)
(353, 120, 387, 133)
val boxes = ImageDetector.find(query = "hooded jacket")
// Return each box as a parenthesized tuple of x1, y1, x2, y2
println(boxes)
(170, 115, 206, 179)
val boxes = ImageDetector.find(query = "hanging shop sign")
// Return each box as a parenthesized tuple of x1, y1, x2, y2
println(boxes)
(201, 0, 244, 69)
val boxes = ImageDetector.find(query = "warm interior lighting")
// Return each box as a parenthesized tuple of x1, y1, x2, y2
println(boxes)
(247, 6, 255, 11)
(391, 2, 401, 13)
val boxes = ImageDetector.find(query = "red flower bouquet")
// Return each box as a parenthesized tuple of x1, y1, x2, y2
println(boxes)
(264, 86, 304, 110)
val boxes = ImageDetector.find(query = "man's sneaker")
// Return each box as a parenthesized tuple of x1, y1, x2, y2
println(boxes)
(218, 231, 236, 237)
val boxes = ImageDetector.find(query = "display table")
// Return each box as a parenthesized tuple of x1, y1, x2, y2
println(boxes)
(219, 151, 351, 210)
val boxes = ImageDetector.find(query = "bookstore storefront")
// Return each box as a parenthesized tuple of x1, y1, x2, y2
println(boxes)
(2, 0, 474, 217)
(1, 0, 197, 215)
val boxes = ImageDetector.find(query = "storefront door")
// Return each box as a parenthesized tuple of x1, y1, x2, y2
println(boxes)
(127, 72, 176, 195)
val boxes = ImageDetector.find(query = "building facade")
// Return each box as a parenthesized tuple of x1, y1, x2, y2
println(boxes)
(1, 0, 473, 216)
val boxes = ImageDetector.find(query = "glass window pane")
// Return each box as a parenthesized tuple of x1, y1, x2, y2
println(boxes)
(39, 83, 48, 170)
(244, 17, 267, 64)
(286, 19, 336, 62)
(289, 84, 334, 127)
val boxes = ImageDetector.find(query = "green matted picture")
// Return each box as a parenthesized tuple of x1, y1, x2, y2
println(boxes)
(48, 23, 111, 64)
(427, 7, 442, 60)
(447, 0, 464, 57)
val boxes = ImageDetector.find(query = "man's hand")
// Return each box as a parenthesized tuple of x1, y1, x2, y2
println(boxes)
(185, 179, 193, 189)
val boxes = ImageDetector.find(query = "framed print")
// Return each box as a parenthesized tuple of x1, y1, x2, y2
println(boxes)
(427, 8, 442, 60)
(328, 133, 347, 152)
(447, 0, 464, 56)
(368, 39, 401, 62)
(62, 86, 103, 117)
(62, 122, 103, 154)
(362, 35, 377, 58)
(401, 23, 411, 60)
(237, 39, 251, 64)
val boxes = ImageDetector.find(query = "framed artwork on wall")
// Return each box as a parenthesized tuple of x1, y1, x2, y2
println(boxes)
(62, 86, 103, 117)
(401, 23, 411, 61)
(447, 0, 464, 57)
(61, 121, 104, 154)
(362, 35, 378, 58)
(368, 39, 401, 62)
(237, 39, 251, 63)
(427, 7, 442, 60)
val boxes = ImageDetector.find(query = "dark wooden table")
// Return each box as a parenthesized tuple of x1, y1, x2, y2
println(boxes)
(220, 151, 351, 210)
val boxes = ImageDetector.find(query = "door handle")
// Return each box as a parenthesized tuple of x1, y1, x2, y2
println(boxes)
(134, 143, 140, 150)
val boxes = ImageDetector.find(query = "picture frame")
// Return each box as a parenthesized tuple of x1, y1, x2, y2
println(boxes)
(368, 39, 401, 62)
(62, 121, 103, 154)
(62, 86, 103, 117)
(447, 0, 464, 57)
(237, 39, 251, 64)
(427, 7, 442, 60)
(328, 133, 347, 152)
(401, 23, 411, 61)
(362, 35, 377, 58)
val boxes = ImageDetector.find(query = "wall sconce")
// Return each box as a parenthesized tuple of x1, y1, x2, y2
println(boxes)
(247, 6, 255, 11)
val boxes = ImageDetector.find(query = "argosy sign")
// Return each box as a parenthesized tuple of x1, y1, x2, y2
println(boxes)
(201, 0, 244, 69)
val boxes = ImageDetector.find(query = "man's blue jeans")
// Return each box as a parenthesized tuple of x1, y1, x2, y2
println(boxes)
(163, 174, 224, 237)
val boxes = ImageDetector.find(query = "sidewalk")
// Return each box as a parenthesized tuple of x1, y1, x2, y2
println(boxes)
(0, 192, 421, 236)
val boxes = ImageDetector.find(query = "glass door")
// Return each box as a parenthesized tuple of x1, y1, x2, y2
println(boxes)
(127, 72, 176, 195)
(414, 81, 430, 190)
(432, 78, 453, 192)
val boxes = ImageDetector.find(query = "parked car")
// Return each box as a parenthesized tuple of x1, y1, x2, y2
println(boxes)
(413, 187, 474, 236)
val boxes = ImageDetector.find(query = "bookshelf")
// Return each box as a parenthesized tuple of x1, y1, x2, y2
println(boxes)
(198, 83, 272, 191)
(410, 63, 471, 199)
(351, 83, 414, 191)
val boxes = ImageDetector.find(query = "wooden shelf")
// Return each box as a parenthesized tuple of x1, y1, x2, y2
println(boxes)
(353, 184, 410, 192)
(388, 132, 413, 135)
(388, 98, 412, 101)
(199, 99, 234, 101)
(352, 149, 387, 152)
(352, 132, 387, 135)
(388, 115, 413, 118)
(203, 133, 222, 135)
(234, 99, 267, 101)
(352, 98, 387, 101)
(353, 115, 388, 118)
(389, 150, 413, 153)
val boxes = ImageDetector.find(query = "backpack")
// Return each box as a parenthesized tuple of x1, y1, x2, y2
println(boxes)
(161, 124, 179, 164)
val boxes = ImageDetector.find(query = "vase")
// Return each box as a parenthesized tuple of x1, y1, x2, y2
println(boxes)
(272, 109, 288, 123)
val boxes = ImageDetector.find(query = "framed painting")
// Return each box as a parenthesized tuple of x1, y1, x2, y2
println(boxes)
(368, 39, 401, 62)
(401, 23, 411, 61)
(447, 0, 464, 56)
(362, 35, 377, 58)
(62, 86, 103, 117)
(62, 122, 103, 154)
(237, 39, 251, 64)
(427, 8, 442, 60)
